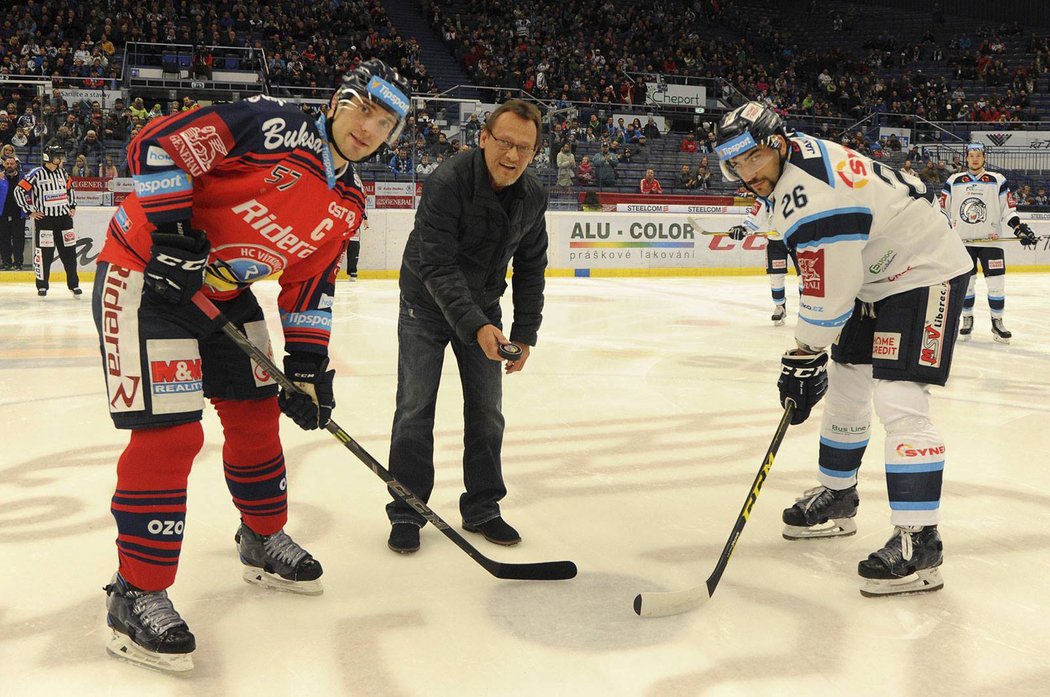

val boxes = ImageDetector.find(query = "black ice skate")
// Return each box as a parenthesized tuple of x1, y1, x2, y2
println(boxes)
(959, 314, 973, 337)
(858, 525, 944, 597)
(771, 304, 787, 326)
(235, 522, 324, 595)
(991, 318, 1011, 344)
(103, 573, 196, 673)
(782, 485, 859, 540)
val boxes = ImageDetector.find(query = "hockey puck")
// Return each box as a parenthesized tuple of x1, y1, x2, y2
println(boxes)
(497, 343, 523, 361)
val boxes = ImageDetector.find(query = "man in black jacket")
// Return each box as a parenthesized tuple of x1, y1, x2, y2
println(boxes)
(0, 155, 27, 269)
(386, 99, 549, 553)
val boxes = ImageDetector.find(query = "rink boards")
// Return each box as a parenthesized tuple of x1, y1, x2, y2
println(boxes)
(3, 207, 1050, 281)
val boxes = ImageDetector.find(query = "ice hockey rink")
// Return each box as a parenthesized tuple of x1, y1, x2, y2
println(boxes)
(1, 273, 1048, 697)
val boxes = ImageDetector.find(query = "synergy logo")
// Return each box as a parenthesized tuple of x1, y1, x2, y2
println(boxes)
(150, 358, 203, 395)
(896, 443, 946, 458)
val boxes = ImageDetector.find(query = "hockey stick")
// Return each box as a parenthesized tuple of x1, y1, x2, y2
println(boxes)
(966, 235, 1049, 243)
(687, 216, 779, 239)
(633, 400, 795, 617)
(190, 293, 577, 582)
(699, 230, 775, 237)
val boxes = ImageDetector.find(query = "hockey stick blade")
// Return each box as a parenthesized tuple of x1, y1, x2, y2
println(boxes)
(493, 560, 578, 581)
(191, 293, 577, 583)
(633, 581, 712, 617)
(686, 216, 712, 235)
(633, 404, 795, 617)
(333, 421, 576, 581)
(688, 215, 777, 238)
(966, 237, 1024, 243)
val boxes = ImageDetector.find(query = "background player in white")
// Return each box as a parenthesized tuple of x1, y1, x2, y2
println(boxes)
(715, 102, 973, 597)
(726, 198, 798, 325)
(939, 142, 1038, 343)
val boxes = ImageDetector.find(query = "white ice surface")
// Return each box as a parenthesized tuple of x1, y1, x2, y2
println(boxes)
(1, 275, 1048, 697)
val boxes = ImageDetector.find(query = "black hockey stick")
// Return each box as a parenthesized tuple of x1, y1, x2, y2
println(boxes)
(191, 293, 577, 582)
(633, 401, 795, 617)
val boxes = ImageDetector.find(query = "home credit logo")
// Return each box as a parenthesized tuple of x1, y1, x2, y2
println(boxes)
(796, 249, 825, 297)
(150, 359, 203, 395)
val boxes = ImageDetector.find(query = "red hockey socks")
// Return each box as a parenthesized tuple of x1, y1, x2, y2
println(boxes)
(213, 397, 288, 536)
(111, 423, 203, 591)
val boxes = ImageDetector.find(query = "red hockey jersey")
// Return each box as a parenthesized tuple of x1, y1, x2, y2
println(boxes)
(99, 95, 366, 357)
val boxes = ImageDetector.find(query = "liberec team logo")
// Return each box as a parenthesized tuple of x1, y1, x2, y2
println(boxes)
(959, 197, 987, 224)
(205, 244, 287, 291)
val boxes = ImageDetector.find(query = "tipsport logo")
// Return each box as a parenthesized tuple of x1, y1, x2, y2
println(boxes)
(368, 77, 409, 118)
(714, 132, 757, 161)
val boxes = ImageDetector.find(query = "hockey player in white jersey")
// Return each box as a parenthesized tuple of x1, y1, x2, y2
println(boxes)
(939, 142, 1038, 343)
(726, 197, 798, 325)
(715, 102, 973, 597)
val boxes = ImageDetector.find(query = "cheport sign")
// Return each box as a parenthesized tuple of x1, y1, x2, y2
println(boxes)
(646, 83, 707, 108)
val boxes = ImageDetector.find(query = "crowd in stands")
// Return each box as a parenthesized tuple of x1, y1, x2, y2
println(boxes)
(422, 0, 1047, 130)
(4, 0, 1050, 197)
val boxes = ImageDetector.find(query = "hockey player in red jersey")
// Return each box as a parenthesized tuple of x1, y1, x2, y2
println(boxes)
(91, 59, 410, 672)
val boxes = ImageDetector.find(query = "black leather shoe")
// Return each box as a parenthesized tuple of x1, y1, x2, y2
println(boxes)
(463, 517, 521, 546)
(388, 523, 420, 554)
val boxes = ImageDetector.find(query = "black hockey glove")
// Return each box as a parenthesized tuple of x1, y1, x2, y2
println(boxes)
(727, 225, 749, 241)
(1013, 222, 1038, 249)
(777, 350, 829, 425)
(143, 224, 210, 305)
(278, 354, 336, 430)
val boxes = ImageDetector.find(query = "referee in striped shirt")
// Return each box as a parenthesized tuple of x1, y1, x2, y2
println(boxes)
(14, 144, 82, 297)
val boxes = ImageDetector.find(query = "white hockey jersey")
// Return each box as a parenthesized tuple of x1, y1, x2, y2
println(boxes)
(738, 197, 773, 234)
(763, 134, 972, 350)
(939, 169, 1018, 241)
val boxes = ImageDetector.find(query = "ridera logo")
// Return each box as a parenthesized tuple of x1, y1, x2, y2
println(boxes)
(896, 443, 946, 458)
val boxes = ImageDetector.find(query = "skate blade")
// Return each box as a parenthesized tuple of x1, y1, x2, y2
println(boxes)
(992, 335, 1010, 345)
(783, 517, 857, 540)
(773, 318, 785, 327)
(107, 631, 194, 673)
(241, 566, 324, 596)
(860, 567, 944, 597)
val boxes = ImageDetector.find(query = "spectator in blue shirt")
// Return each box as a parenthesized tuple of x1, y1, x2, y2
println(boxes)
(389, 147, 413, 175)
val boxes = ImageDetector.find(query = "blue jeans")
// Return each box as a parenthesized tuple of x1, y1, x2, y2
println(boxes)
(386, 298, 506, 527)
